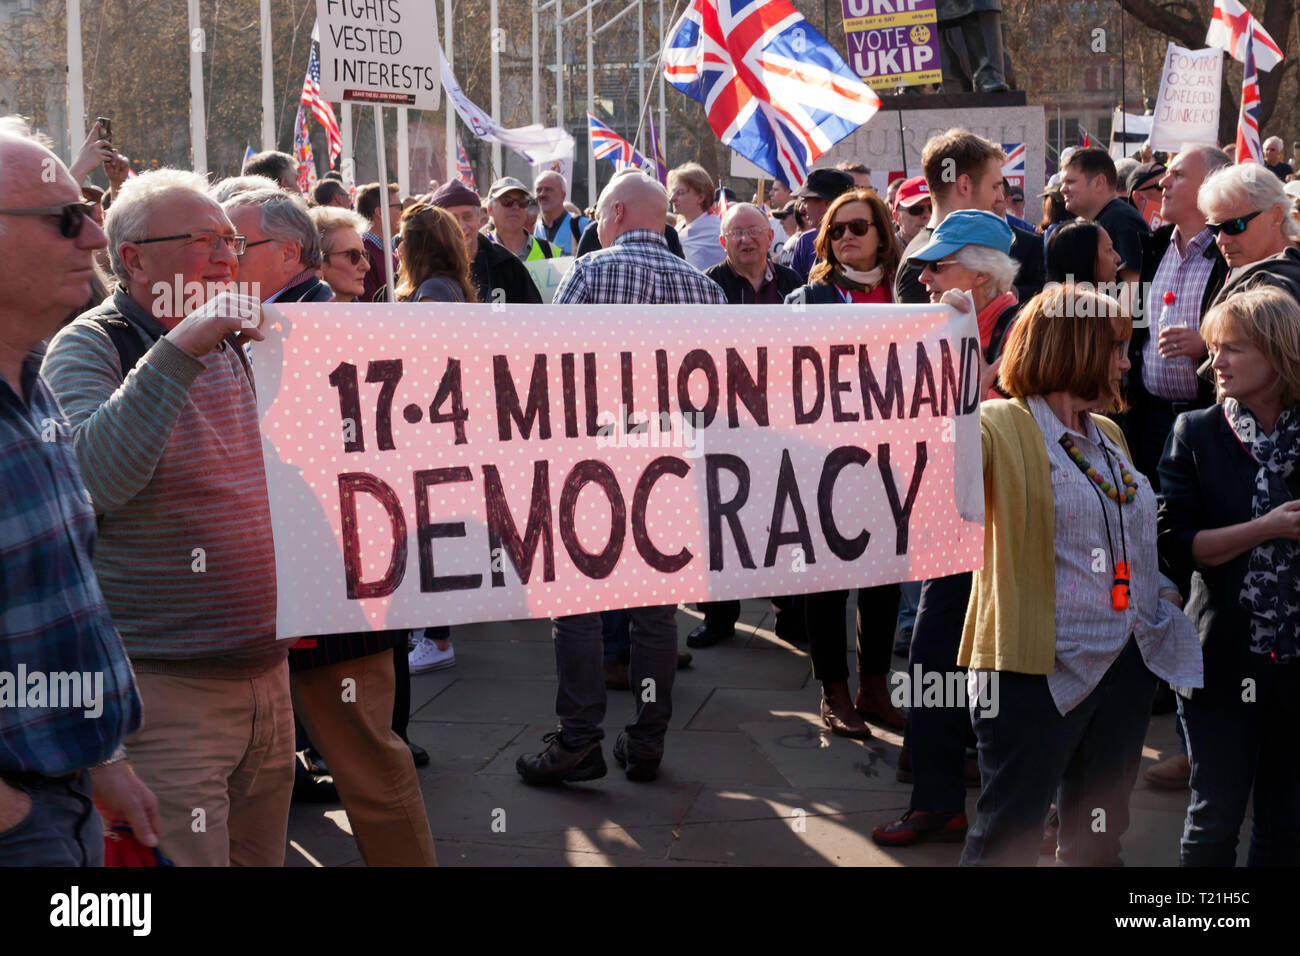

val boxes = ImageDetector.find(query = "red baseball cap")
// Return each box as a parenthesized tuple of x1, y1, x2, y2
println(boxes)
(893, 176, 930, 211)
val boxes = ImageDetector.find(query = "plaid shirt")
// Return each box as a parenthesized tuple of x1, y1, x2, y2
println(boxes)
(554, 229, 726, 306)
(0, 352, 141, 777)
(1142, 227, 1217, 401)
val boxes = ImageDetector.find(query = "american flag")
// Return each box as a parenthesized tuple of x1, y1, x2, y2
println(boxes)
(456, 138, 477, 191)
(664, 0, 879, 189)
(293, 106, 318, 194)
(1235, 22, 1264, 165)
(588, 113, 650, 171)
(301, 30, 342, 167)
(1207, 0, 1283, 72)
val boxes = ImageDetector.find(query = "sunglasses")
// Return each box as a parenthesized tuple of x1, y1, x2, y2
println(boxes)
(1206, 209, 1263, 236)
(495, 197, 529, 209)
(902, 203, 932, 217)
(0, 200, 98, 239)
(827, 218, 874, 241)
(325, 248, 367, 266)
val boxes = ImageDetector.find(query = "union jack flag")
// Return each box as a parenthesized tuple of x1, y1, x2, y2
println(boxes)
(1001, 143, 1025, 187)
(1235, 22, 1264, 165)
(664, 0, 879, 189)
(456, 138, 477, 191)
(293, 106, 318, 194)
(302, 28, 342, 167)
(1207, 0, 1283, 72)
(588, 113, 651, 172)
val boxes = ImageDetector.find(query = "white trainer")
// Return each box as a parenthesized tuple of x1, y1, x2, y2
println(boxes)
(409, 634, 456, 674)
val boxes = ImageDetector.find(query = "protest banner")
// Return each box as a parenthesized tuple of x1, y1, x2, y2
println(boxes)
(841, 0, 942, 90)
(524, 257, 574, 304)
(315, 0, 441, 110)
(1148, 43, 1222, 152)
(252, 303, 986, 640)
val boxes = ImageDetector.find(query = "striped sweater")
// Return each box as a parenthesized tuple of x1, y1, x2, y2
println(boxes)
(41, 290, 282, 678)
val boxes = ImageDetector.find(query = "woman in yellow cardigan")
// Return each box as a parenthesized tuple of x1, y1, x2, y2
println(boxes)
(959, 285, 1202, 866)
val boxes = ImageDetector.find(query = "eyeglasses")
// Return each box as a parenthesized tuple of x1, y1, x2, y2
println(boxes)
(239, 238, 279, 255)
(921, 258, 962, 272)
(324, 248, 367, 266)
(1206, 209, 1264, 236)
(902, 204, 932, 218)
(0, 200, 98, 239)
(494, 197, 529, 209)
(725, 226, 768, 240)
(826, 218, 874, 241)
(130, 231, 246, 254)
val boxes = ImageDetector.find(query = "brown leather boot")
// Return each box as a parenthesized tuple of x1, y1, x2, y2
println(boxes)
(855, 673, 907, 731)
(821, 681, 872, 738)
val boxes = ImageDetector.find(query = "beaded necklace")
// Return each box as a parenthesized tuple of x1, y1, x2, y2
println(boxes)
(1057, 431, 1136, 610)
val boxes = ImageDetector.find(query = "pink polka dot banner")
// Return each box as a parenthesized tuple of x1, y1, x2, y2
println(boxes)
(253, 302, 986, 640)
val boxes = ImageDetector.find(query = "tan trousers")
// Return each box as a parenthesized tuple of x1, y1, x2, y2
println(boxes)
(291, 650, 436, 866)
(125, 662, 295, 866)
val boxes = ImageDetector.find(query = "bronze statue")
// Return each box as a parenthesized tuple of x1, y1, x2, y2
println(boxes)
(936, 0, 1012, 93)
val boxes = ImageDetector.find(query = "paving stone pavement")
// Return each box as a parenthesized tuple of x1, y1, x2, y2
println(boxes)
(287, 599, 1224, 867)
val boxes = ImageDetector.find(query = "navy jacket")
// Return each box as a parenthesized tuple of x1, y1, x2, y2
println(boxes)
(1157, 406, 1300, 701)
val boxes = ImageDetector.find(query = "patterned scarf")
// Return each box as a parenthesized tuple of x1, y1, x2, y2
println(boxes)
(1225, 399, 1300, 661)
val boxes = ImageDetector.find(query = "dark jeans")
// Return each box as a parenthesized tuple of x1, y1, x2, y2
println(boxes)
(960, 637, 1156, 866)
(804, 585, 900, 684)
(0, 771, 103, 866)
(1179, 657, 1300, 866)
(906, 573, 972, 813)
(554, 606, 678, 758)
(601, 610, 629, 662)
(697, 600, 740, 632)
(1128, 397, 1189, 493)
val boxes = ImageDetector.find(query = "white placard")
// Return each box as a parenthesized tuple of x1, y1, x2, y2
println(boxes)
(524, 257, 574, 304)
(1148, 43, 1222, 152)
(315, 0, 441, 110)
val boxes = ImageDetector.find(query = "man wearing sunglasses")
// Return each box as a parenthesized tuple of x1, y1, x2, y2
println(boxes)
(485, 177, 558, 262)
(1201, 163, 1300, 305)
(0, 118, 160, 866)
(41, 168, 295, 868)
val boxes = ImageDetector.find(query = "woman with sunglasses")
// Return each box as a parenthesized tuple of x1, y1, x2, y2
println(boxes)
(1158, 287, 1300, 866)
(310, 206, 371, 303)
(782, 188, 907, 738)
(785, 188, 901, 306)
(395, 203, 478, 304)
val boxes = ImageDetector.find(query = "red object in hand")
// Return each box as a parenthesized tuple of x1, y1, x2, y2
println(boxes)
(103, 826, 172, 866)
(1162, 291, 1175, 305)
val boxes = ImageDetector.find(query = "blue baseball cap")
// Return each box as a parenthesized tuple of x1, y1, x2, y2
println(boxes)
(908, 209, 1014, 262)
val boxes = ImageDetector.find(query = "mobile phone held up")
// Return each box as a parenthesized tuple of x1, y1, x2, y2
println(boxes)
(97, 116, 112, 141)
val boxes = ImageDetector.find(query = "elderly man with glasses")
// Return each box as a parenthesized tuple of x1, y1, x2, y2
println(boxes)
(41, 168, 296, 867)
(222, 187, 333, 303)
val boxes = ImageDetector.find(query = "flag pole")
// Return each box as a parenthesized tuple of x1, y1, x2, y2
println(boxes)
(532, 0, 541, 126)
(66, 0, 85, 165)
(373, 105, 396, 302)
(444, 0, 456, 185)
(187, 0, 208, 176)
(556, 0, 565, 135)
(260, 0, 274, 150)
(587, 0, 595, 208)
(491, 0, 502, 172)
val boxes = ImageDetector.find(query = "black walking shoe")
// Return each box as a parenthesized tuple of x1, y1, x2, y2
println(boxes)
(516, 731, 606, 784)
(613, 732, 661, 782)
(686, 622, 734, 648)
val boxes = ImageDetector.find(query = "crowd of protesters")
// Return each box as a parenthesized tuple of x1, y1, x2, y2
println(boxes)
(3, 110, 1300, 869)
